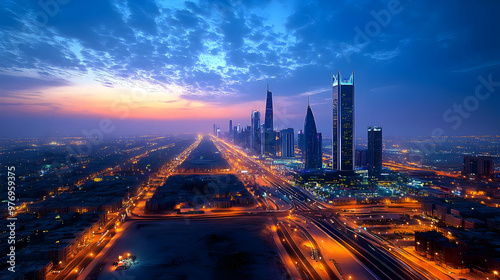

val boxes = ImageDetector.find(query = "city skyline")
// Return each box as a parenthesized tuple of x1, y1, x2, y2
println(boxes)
(2, 2, 500, 279)
(1, 1, 500, 138)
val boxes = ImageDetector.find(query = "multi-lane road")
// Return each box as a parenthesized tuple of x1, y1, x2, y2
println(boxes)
(213, 136, 431, 280)
(58, 135, 432, 280)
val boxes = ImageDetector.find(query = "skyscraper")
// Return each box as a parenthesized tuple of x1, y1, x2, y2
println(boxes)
(281, 128, 294, 158)
(367, 126, 382, 177)
(304, 98, 321, 169)
(332, 71, 355, 171)
(251, 110, 261, 154)
(263, 84, 275, 156)
(298, 130, 305, 155)
(229, 120, 232, 135)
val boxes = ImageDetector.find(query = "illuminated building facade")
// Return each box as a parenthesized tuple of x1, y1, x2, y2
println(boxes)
(263, 84, 275, 156)
(367, 126, 382, 177)
(251, 110, 261, 154)
(463, 155, 494, 179)
(280, 128, 294, 158)
(332, 71, 355, 171)
(298, 130, 305, 156)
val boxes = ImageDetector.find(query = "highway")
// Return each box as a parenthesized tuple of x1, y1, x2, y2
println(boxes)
(213, 136, 430, 280)
(276, 220, 325, 280)
(57, 135, 432, 280)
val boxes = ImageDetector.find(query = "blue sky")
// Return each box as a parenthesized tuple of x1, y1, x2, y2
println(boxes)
(0, 0, 499, 138)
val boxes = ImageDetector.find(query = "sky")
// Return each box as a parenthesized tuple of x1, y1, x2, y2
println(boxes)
(0, 0, 499, 138)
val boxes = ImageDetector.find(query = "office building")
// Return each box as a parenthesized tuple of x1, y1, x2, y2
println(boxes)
(367, 126, 382, 177)
(298, 130, 305, 155)
(304, 99, 321, 169)
(281, 128, 295, 158)
(251, 110, 261, 154)
(463, 155, 494, 179)
(332, 70, 355, 171)
(263, 84, 275, 156)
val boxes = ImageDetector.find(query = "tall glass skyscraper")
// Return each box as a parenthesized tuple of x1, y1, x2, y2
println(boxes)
(304, 99, 321, 169)
(367, 126, 382, 177)
(332, 71, 355, 171)
(251, 110, 261, 154)
(263, 84, 275, 156)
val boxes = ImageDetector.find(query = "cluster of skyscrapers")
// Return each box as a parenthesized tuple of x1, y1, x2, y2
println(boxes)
(219, 84, 294, 159)
(213, 70, 383, 178)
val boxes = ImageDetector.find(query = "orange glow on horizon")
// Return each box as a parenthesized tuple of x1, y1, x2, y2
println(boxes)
(1, 84, 266, 120)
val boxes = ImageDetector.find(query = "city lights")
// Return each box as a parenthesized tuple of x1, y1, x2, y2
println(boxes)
(0, 1, 498, 279)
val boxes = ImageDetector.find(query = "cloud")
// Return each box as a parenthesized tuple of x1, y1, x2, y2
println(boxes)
(296, 88, 330, 97)
(453, 60, 500, 73)
(0, 0, 499, 137)
(366, 48, 400, 61)
(0, 75, 69, 96)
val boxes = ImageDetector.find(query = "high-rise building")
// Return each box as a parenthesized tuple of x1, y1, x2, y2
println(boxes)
(213, 124, 217, 136)
(332, 70, 355, 171)
(355, 149, 368, 167)
(281, 128, 295, 158)
(463, 155, 494, 179)
(245, 125, 251, 148)
(264, 84, 275, 156)
(232, 125, 238, 142)
(251, 110, 261, 154)
(298, 130, 305, 156)
(229, 120, 233, 134)
(367, 126, 383, 177)
(304, 99, 322, 169)
(317, 133, 323, 168)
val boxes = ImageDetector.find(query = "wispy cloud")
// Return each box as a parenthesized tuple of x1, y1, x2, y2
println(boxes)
(296, 88, 330, 97)
(366, 48, 400, 61)
(453, 60, 500, 73)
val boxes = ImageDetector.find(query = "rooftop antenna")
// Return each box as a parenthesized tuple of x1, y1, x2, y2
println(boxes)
(308, 95, 310, 106)
(267, 83, 269, 92)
